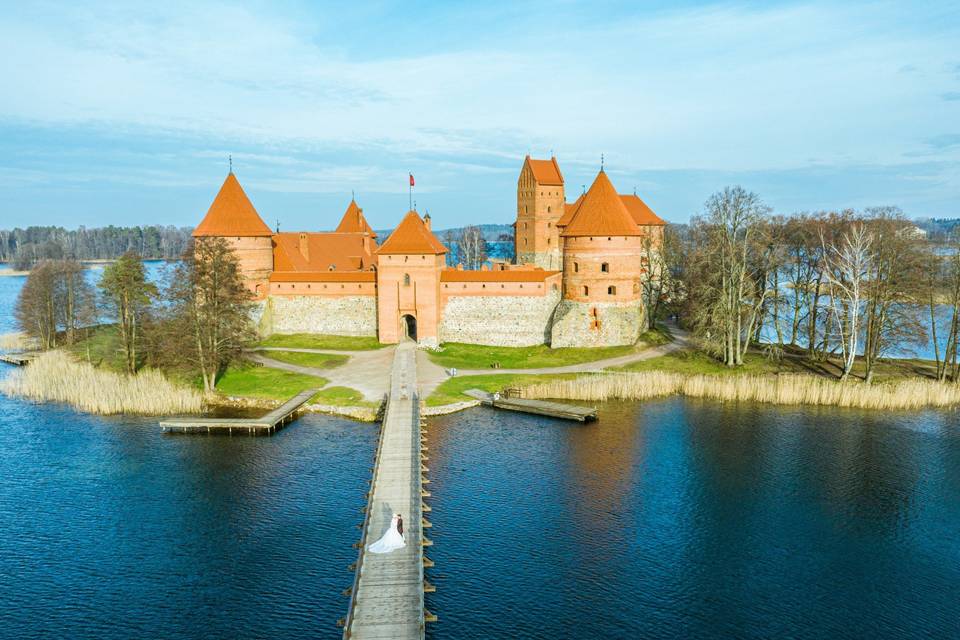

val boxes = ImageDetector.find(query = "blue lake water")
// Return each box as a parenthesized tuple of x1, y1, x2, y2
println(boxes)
(2, 265, 960, 638)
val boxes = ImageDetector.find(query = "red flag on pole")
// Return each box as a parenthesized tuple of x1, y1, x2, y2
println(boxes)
(409, 173, 415, 187)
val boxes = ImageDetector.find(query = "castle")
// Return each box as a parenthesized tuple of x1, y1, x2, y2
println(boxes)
(192, 156, 665, 348)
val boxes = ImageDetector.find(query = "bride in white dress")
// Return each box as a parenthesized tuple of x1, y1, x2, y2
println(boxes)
(367, 513, 406, 554)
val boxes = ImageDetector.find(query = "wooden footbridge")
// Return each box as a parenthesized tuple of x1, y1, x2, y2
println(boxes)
(159, 388, 319, 435)
(342, 341, 432, 639)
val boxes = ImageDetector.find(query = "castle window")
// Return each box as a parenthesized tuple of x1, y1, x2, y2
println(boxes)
(608, 237, 612, 241)
(552, 283, 558, 291)
(583, 286, 589, 296)
(403, 273, 411, 286)
(307, 284, 311, 289)
(601, 262, 609, 273)
(329, 264, 336, 271)
(482, 284, 486, 288)
(608, 286, 616, 295)
(574, 262, 579, 273)
(547, 206, 551, 213)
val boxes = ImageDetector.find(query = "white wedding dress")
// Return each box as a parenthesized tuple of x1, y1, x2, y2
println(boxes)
(367, 515, 406, 554)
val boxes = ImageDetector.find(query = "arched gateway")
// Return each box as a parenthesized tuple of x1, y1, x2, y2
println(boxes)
(401, 314, 417, 341)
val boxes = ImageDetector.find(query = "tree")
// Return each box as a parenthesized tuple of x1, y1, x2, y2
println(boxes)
(688, 186, 771, 366)
(15, 261, 59, 349)
(457, 225, 488, 270)
(166, 238, 254, 392)
(14, 259, 95, 350)
(640, 227, 672, 330)
(821, 222, 872, 380)
(99, 252, 157, 374)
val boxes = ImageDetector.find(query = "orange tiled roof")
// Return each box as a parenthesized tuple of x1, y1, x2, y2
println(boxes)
(441, 268, 560, 282)
(273, 232, 376, 272)
(525, 156, 564, 186)
(269, 271, 376, 283)
(560, 170, 642, 237)
(620, 194, 666, 226)
(557, 194, 584, 227)
(193, 173, 273, 237)
(335, 199, 377, 237)
(376, 211, 448, 255)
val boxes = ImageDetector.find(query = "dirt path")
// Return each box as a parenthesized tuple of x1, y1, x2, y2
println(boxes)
(246, 346, 397, 401)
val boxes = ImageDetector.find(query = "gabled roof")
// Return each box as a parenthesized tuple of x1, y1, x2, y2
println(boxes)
(193, 173, 273, 237)
(524, 155, 564, 186)
(620, 194, 666, 226)
(335, 199, 377, 237)
(273, 232, 376, 272)
(376, 211, 448, 255)
(560, 170, 642, 237)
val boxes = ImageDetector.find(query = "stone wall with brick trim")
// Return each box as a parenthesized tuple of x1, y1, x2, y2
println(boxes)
(264, 295, 378, 336)
(439, 289, 561, 346)
(549, 299, 645, 347)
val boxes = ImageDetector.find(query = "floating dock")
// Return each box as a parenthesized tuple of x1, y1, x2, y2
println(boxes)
(342, 342, 429, 639)
(464, 389, 597, 422)
(0, 352, 38, 366)
(159, 388, 319, 435)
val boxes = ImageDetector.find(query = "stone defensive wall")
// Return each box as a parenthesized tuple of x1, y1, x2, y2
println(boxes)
(438, 268, 562, 346)
(262, 271, 378, 336)
(550, 299, 645, 348)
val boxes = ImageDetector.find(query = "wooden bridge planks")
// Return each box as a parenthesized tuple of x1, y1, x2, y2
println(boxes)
(464, 388, 597, 422)
(159, 388, 319, 435)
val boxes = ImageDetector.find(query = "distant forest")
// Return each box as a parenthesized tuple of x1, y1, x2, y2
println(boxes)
(0, 226, 194, 269)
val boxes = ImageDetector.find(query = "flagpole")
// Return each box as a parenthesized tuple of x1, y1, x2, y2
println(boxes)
(409, 172, 412, 211)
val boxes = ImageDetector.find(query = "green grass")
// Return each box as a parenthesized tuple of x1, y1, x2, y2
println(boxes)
(310, 386, 378, 407)
(215, 363, 328, 400)
(66, 325, 127, 372)
(258, 333, 385, 350)
(428, 326, 674, 371)
(426, 373, 579, 406)
(614, 349, 781, 375)
(260, 350, 349, 369)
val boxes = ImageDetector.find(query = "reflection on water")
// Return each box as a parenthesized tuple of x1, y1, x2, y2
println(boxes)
(0, 392, 376, 639)
(425, 399, 960, 639)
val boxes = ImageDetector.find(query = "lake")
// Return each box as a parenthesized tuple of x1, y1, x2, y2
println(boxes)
(2, 267, 960, 638)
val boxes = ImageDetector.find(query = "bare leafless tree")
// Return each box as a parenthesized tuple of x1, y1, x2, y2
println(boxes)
(821, 223, 872, 379)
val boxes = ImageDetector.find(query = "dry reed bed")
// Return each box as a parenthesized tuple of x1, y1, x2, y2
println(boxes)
(0, 332, 38, 351)
(524, 371, 960, 411)
(1, 350, 203, 415)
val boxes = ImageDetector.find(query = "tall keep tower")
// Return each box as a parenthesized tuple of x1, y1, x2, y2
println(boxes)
(515, 155, 565, 270)
(193, 172, 274, 299)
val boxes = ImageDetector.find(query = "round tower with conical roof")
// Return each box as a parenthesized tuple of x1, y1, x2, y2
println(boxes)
(550, 169, 645, 347)
(193, 172, 275, 299)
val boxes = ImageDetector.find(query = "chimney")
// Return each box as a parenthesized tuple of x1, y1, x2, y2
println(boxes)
(298, 232, 309, 261)
(423, 212, 431, 231)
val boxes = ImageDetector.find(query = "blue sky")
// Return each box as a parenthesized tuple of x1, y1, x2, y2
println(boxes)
(0, 0, 958, 230)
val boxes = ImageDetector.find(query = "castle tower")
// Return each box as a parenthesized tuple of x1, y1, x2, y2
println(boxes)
(515, 155, 565, 270)
(550, 169, 645, 347)
(375, 211, 448, 347)
(193, 172, 274, 299)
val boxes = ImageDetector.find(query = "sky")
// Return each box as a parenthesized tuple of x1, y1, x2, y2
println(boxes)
(0, 0, 958, 231)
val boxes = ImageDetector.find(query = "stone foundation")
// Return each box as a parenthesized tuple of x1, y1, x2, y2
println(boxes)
(439, 290, 561, 346)
(516, 250, 562, 271)
(265, 295, 378, 336)
(549, 299, 645, 347)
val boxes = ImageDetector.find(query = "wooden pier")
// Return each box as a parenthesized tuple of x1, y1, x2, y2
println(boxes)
(342, 342, 428, 639)
(159, 388, 319, 435)
(0, 352, 38, 366)
(464, 388, 598, 422)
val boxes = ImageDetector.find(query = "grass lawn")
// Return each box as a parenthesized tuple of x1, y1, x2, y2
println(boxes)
(426, 372, 580, 406)
(258, 333, 385, 350)
(66, 325, 127, 372)
(310, 386, 379, 407)
(260, 350, 349, 369)
(215, 363, 328, 400)
(428, 326, 673, 370)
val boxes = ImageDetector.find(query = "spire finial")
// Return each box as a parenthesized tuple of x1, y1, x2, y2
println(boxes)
(275, 219, 280, 233)
(582, 184, 586, 196)
(229, 154, 233, 174)
(352, 189, 355, 201)
(634, 185, 637, 196)
(600, 153, 604, 171)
